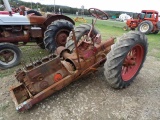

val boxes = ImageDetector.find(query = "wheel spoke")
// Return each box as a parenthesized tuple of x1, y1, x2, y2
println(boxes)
(121, 44, 144, 81)
(0, 50, 14, 63)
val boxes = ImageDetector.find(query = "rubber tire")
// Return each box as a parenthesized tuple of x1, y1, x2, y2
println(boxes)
(66, 24, 99, 51)
(44, 20, 74, 52)
(27, 10, 42, 16)
(0, 43, 22, 69)
(104, 31, 148, 89)
(157, 21, 160, 29)
(137, 20, 153, 34)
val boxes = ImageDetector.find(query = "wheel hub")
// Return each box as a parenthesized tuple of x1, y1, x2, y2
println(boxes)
(0, 49, 17, 65)
(55, 29, 69, 46)
(140, 23, 149, 32)
(123, 55, 136, 66)
(57, 33, 68, 45)
(121, 44, 144, 81)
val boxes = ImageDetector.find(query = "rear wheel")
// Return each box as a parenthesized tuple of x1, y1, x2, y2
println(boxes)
(104, 31, 148, 88)
(44, 20, 74, 52)
(138, 20, 153, 34)
(66, 24, 99, 51)
(0, 43, 22, 69)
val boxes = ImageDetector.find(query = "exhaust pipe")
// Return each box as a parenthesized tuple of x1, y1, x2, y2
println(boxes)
(3, 0, 12, 15)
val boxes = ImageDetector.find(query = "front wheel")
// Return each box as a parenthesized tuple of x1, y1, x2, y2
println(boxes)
(104, 31, 148, 88)
(0, 43, 22, 69)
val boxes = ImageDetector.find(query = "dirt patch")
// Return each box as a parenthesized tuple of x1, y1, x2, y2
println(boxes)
(0, 56, 160, 120)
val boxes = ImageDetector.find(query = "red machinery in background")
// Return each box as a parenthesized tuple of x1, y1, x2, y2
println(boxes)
(124, 10, 160, 34)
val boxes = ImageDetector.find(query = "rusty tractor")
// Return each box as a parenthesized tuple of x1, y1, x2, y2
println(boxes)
(124, 10, 160, 34)
(0, 0, 75, 69)
(10, 8, 148, 111)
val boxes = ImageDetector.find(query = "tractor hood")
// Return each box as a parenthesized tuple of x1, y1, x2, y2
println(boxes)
(0, 14, 47, 25)
(0, 14, 30, 25)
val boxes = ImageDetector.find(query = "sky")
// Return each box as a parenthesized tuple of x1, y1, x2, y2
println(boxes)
(21, 0, 160, 13)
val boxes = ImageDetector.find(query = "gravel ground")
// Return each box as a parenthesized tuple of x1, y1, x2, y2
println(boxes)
(0, 56, 160, 120)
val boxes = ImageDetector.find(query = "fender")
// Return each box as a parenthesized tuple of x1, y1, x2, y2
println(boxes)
(43, 14, 75, 29)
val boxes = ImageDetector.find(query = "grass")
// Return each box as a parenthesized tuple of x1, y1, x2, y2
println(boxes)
(0, 16, 160, 78)
(146, 34, 160, 58)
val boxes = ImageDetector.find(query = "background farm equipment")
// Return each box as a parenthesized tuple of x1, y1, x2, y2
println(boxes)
(10, 8, 148, 112)
(0, 0, 75, 69)
(74, 17, 87, 23)
(124, 10, 160, 34)
(74, 5, 87, 23)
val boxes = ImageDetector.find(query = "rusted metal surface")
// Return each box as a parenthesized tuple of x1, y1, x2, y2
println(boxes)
(0, 25, 31, 43)
(10, 75, 73, 111)
(15, 54, 70, 95)
(10, 35, 114, 111)
(55, 29, 70, 46)
(43, 14, 75, 28)
(0, 36, 29, 43)
(30, 27, 43, 38)
(0, 49, 14, 63)
(28, 16, 46, 25)
(10, 8, 115, 111)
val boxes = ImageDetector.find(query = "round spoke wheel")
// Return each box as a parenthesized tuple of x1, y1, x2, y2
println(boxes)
(0, 49, 15, 64)
(121, 44, 144, 81)
(104, 31, 148, 89)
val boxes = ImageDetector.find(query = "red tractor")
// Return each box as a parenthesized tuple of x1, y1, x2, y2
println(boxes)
(124, 10, 160, 34)
(10, 8, 148, 112)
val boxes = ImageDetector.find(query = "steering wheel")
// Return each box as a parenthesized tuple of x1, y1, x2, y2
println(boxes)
(89, 8, 109, 20)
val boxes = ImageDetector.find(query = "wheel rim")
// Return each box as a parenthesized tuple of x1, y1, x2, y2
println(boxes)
(55, 29, 70, 46)
(123, 26, 128, 31)
(140, 23, 149, 32)
(121, 44, 144, 81)
(0, 49, 17, 66)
